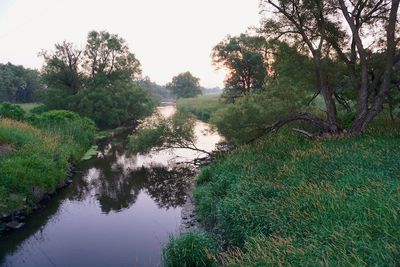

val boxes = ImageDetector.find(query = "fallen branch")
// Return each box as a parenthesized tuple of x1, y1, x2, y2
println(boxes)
(292, 128, 315, 139)
(246, 112, 332, 143)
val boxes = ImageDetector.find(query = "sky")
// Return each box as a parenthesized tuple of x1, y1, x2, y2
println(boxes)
(0, 0, 261, 87)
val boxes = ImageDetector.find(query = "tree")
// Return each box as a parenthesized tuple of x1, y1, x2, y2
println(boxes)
(129, 111, 211, 155)
(137, 77, 173, 101)
(72, 80, 156, 128)
(260, 0, 400, 135)
(40, 41, 83, 94)
(166, 72, 202, 99)
(0, 63, 43, 103)
(39, 30, 154, 128)
(212, 34, 268, 102)
(84, 30, 141, 81)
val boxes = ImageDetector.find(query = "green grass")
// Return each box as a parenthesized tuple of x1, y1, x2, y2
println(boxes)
(177, 95, 226, 122)
(166, 120, 400, 266)
(163, 231, 218, 267)
(0, 114, 95, 214)
(16, 103, 41, 114)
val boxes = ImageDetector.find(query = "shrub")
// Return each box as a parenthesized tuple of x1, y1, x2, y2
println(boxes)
(210, 86, 309, 144)
(0, 102, 26, 120)
(72, 80, 156, 128)
(30, 104, 49, 114)
(163, 231, 218, 267)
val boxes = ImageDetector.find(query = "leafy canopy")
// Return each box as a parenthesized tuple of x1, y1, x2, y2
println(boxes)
(166, 72, 202, 99)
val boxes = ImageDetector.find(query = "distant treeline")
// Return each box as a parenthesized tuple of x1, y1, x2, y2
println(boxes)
(0, 63, 43, 103)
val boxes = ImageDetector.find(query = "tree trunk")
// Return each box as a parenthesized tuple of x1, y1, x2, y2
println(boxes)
(313, 54, 339, 133)
(349, 0, 400, 135)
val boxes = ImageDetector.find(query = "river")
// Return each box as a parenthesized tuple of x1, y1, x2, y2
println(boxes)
(0, 105, 222, 267)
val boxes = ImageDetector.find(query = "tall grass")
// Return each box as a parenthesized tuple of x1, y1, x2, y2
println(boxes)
(0, 111, 95, 214)
(166, 121, 400, 266)
(177, 96, 226, 122)
(163, 231, 218, 267)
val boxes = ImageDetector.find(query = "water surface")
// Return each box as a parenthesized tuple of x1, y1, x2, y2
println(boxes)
(0, 106, 222, 267)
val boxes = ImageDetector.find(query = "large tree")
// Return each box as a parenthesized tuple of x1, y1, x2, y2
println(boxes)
(260, 0, 400, 135)
(212, 34, 269, 102)
(40, 41, 83, 94)
(40, 31, 154, 128)
(84, 30, 141, 80)
(166, 72, 202, 99)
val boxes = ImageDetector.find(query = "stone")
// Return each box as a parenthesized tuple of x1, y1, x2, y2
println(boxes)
(6, 221, 25, 230)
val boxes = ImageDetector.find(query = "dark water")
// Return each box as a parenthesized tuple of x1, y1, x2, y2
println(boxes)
(0, 106, 222, 267)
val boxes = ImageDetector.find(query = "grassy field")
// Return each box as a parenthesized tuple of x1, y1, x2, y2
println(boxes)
(177, 95, 226, 121)
(165, 120, 400, 266)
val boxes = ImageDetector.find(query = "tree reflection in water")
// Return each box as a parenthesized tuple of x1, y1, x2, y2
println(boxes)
(69, 136, 195, 214)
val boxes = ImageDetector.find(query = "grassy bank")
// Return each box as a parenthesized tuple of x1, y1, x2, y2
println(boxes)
(165, 121, 400, 266)
(177, 95, 226, 122)
(0, 111, 95, 215)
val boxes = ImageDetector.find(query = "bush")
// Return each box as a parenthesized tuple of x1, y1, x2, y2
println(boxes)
(30, 104, 49, 114)
(72, 80, 156, 128)
(163, 231, 218, 267)
(0, 102, 26, 120)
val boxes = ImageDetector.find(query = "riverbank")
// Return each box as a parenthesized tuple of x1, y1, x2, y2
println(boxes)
(176, 95, 225, 122)
(164, 120, 400, 266)
(0, 113, 95, 233)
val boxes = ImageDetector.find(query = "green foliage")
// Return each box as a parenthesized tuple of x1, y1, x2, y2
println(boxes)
(30, 110, 96, 161)
(137, 78, 173, 101)
(81, 145, 98, 160)
(72, 80, 156, 128)
(166, 72, 202, 99)
(163, 231, 218, 267)
(84, 30, 142, 80)
(29, 104, 49, 114)
(129, 117, 168, 154)
(129, 111, 197, 155)
(191, 121, 400, 266)
(0, 63, 43, 103)
(40, 41, 83, 94)
(0, 102, 26, 120)
(34, 110, 80, 123)
(212, 34, 268, 102)
(39, 31, 153, 128)
(0, 120, 64, 212)
(211, 85, 307, 144)
(177, 95, 226, 122)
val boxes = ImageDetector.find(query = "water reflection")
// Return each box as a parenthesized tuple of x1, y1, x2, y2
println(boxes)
(69, 136, 195, 214)
(0, 105, 222, 267)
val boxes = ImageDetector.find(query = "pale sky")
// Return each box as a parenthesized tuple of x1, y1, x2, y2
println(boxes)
(0, 0, 261, 87)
